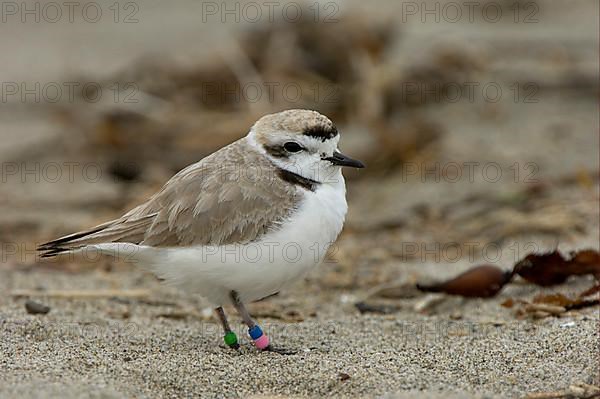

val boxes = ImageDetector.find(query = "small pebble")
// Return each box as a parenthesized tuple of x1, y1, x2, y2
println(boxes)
(560, 321, 576, 328)
(450, 312, 463, 320)
(25, 300, 51, 315)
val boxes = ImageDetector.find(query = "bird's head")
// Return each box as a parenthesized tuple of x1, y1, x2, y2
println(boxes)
(248, 109, 364, 184)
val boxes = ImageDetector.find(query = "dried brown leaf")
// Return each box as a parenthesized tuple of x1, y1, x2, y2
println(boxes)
(569, 249, 600, 275)
(524, 303, 566, 316)
(513, 292, 599, 319)
(514, 249, 600, 286)
(578, 283, 600, 298)
(514, 251, 570, 286)
(533, 293, 574, 307)
(501, 298, 515, 308)
(416, 265, 513, 298)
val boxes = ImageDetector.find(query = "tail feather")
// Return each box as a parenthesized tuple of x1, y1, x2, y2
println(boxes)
(38, 221, 115, 251)
(38, 214, 156, 257)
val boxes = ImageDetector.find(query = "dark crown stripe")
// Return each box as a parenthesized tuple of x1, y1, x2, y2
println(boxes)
(303, 126, 338, 142)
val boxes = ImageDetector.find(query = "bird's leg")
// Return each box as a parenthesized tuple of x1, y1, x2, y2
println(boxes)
(214, 306, 239, 350)
(229, 291, 296, 355)
(229, 291, 267, 348)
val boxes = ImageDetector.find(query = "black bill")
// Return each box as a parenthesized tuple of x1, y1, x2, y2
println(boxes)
(324, 151, 365, 168)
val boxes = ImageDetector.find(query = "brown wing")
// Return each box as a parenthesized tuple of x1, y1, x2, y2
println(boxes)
(39, 139, 301, 255)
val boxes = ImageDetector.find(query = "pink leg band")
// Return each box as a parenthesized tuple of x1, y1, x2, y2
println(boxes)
(254, 334, 270, 350)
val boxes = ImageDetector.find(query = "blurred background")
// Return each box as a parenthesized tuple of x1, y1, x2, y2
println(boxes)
(1, 0, 597, 277)
(0, 0, 598, 397)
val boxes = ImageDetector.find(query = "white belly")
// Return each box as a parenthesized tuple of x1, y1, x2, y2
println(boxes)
(115, 176, 348, 306)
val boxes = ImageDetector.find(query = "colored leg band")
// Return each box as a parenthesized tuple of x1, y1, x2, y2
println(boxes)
(254, 334, 270, 350)
(248, 325, 263, 340)
(224, 331, 238, 347)
(248, 325, 270, 349)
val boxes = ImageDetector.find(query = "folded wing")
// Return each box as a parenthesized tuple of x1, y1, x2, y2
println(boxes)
(38, 140, 300, 257)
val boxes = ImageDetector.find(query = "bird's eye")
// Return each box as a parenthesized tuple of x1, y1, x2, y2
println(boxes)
(283, 142, 303, 153)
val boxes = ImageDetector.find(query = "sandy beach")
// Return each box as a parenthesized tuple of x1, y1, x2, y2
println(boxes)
(1, 1, 598, 397)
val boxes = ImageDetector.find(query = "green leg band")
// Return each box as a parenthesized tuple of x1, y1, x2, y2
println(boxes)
(224, 331, 238, 347)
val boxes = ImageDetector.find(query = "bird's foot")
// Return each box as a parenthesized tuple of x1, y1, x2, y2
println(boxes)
(247, 325, 295, 354)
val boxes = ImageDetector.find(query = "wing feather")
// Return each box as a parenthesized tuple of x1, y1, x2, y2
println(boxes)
(38, 138, 301, 256)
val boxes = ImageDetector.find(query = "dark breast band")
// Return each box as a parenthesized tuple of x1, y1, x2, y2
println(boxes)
(277, 169, 319, 192)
